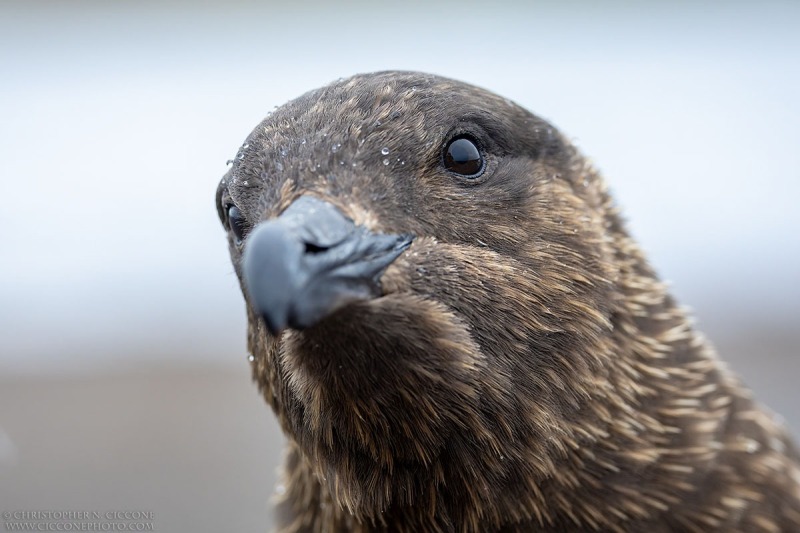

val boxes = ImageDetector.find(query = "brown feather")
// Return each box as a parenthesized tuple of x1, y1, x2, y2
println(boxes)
(218, 71, 800, 532)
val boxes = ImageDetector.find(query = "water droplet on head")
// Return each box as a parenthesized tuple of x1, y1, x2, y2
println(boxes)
(769, 436, 786, 453)
(381, 147, 390, 156)
(243, 180, 249, 186)
(275, 483, 286, 495)
(331, 143, 341, 153)
(275, 162, 284, 171)
(383, 158, 390, 166)
(300, 138, 307, 145)
(247, 354, 255, 362)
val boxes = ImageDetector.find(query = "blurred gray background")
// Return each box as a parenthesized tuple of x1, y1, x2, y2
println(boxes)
(1, 1, 798, 531)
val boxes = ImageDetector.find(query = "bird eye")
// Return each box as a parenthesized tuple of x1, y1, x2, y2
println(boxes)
(227, 205, 247, 244)
(443, 136, 484, 177)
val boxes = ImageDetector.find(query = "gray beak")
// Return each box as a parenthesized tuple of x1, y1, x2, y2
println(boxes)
(241, 195, 413, 335)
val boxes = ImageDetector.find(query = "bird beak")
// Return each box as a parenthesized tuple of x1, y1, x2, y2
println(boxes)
(241, 195, 413, 335)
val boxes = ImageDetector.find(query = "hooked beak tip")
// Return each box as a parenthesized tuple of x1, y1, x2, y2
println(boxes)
(259, 310, 287, 337)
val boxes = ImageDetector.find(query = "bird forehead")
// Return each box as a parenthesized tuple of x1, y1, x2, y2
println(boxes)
(223, 73, 550, 222)
(255, 75, 515, 150)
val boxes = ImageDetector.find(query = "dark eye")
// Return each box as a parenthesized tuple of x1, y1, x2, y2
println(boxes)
(443, 136, 484, 177)
(227, 205, 247, 244)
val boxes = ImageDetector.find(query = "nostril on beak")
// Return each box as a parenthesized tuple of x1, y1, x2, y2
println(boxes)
(303, 242, 330, 255)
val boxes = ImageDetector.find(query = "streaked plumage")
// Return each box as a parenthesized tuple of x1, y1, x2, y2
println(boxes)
(217, 72, 800, 532)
